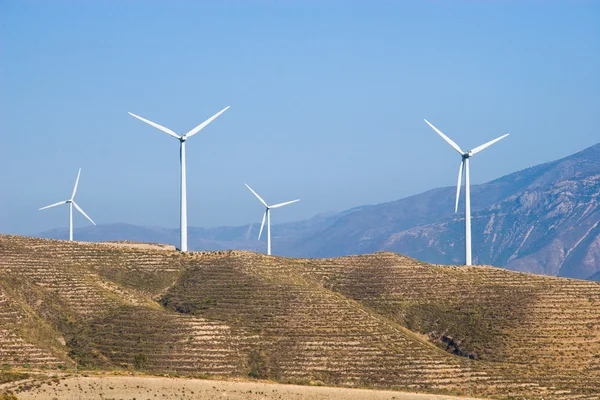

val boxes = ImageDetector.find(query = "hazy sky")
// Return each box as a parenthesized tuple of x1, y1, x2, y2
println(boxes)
(1, 0, 599, 234)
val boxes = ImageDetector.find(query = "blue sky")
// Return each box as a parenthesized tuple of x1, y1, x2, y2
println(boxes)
(1, 0, 599, 234)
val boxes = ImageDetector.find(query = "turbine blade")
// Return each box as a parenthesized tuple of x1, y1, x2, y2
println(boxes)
(424, 119, 464, 155)
(470, 133, 510, 155)
(39, 200, 67, 211)
(71, 168, 81, 199)
(72, 202, 96, 225)
(128, 112, 180, 139)
(185, 106, 230, 138)
(245, 184, 268, 207)
(258, 211, 266, 240)
(455, 160, 464, 213)
(270, 199, 300, 209)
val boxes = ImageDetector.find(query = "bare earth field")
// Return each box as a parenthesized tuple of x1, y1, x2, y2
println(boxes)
(13, 376, 479, 400)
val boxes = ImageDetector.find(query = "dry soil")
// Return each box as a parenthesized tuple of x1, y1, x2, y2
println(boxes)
(16, 376, 480, 400)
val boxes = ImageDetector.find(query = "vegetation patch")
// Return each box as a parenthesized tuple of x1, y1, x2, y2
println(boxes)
(0, 371, 28, 384)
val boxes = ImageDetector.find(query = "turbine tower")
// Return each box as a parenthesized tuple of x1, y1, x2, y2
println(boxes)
(245, 184, 299, 256)
(424, 119, 509, 265)
(128, 106, 230, 252)
(39, 168, 96, 241)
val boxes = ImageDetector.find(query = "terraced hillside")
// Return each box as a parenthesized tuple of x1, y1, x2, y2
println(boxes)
(0, 235, 599, 399)
(290, 254, 600, 395)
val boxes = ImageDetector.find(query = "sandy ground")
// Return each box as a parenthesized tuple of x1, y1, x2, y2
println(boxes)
(14, 376, 479, 400)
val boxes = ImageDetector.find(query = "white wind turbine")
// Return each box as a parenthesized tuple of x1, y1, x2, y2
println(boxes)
(424, 119, 509, 266)
(128, 106, 230, 252)
(39, 168, 96, 241)
(245, 184, 299, 256)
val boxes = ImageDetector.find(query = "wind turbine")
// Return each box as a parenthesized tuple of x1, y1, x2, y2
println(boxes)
(39, 168, 96, 241)
(245, 184, 299, 256)
(424, 119, 509, 266)
(128, 106, 230, 252)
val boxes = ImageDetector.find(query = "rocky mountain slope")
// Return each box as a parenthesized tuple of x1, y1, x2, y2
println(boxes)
(37, 143, 600, 280)
(1, 235, 599, 399)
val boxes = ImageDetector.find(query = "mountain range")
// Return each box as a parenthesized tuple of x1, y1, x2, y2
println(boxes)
(38, 142, 600, 281)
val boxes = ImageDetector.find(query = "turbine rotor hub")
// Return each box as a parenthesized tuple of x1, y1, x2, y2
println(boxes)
(180, 135, 187, 143)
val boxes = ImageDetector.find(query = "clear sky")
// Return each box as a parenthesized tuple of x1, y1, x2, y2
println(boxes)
(1, 0, 599, 234)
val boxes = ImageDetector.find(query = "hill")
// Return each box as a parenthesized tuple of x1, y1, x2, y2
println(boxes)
(1, 235, 599, 399)
(37, 143, 600, 280)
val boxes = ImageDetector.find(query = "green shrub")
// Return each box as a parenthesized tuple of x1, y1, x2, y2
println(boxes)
(134, 353, 148, 370)
(247, 349, 268, 379)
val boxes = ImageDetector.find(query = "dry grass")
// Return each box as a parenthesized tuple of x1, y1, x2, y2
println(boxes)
(94, 241, 177, 251)
(0, 235, 599, 399)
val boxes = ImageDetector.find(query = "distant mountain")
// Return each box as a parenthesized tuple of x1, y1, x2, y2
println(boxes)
(37, 210, 355, 253)
(37, 143, 600, 280)
(289, 143, 600, 281)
